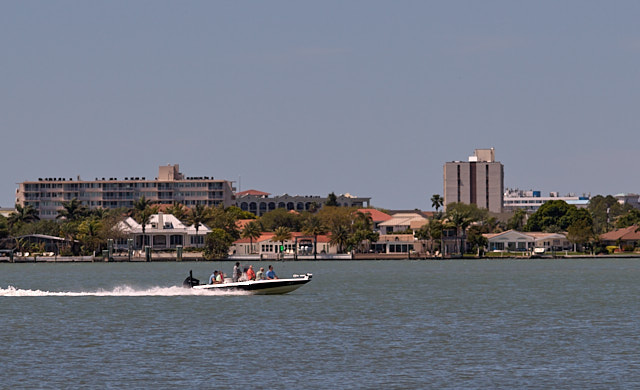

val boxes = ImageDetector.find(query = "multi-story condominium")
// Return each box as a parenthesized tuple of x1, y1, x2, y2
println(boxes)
(235, 190, 371, 217)
(16, 164, 236, 219)
(503, 188, 590, 212)
(443, 148, 504, 213)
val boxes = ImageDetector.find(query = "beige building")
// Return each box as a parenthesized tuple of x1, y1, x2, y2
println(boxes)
(235, 190, 371, 216)
(16, 164, 235, 219)
(444, 148, 504, 213)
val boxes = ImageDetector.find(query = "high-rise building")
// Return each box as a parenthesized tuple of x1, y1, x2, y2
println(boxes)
(443, 148, 504, 213)
(16, 164, 236, 219)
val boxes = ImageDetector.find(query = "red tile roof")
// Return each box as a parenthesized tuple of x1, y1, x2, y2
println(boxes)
(600, 225, 640, 241)
(357, 208, 392, 222)
(236, 219, 256, 230)
(236, 189, 271, 197)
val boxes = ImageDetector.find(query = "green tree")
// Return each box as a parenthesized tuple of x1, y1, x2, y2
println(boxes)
(56, 198, 89, 221)
(302, 215, 326, 259)
(525, 200, 589, 232)
(566, 218, 596, 253)
(8, 204, 40, 230)
(77, 218, 103, 253)
(507, 209, 527, 231)
(415, 223, 431, 254)
(207, 205, 241, 241)
(132, 196, 153, 220)
(325, 192, 339, 207)
(349, 211, 377, 253)
(204, 228, 233, 259)
(614, 209, 640, 229)
(136, 206, 157, 248)
(445, 207, 474, 254)
(273, 226, 292, 257)
(186, 204, 210, 236)
(429, 218, 444, 254)
(466, 225, 488, 256)
(241, 220, 262, 254)
(329, 224, 350, 253)
(0, 215, 8, 240)
(166, 202, 188, 221)
(225, 206, 257, 220)
(317, 206, 352, 232)
(431, 194, 444, 212)
(259, 208, 303, 232)
(588, 195, 630, 233)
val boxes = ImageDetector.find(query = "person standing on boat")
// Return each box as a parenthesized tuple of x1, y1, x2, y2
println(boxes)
(266, 265, 278, 280)
(247, 265, 256, 281)
(232, 262, 242, 282)
(256, 267, 265, 280)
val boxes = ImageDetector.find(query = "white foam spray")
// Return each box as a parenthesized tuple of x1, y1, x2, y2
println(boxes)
(0, 285, 252, 297)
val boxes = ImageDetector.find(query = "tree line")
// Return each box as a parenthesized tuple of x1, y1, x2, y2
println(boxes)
(2, 193, 639, 258)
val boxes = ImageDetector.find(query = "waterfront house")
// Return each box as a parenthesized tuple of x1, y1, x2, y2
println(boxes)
(483, 230, 571, 252)
(370, 234, 416, 254)
(378, 213, 428, 234)
(233, 232, 336, 257)
(117, 212, 210, 250)
(600, 225, 640, 249)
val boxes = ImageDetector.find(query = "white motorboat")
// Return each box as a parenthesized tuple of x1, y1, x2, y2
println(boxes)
(182, 271, 312, 295)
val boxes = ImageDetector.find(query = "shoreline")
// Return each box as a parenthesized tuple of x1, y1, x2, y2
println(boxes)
(3, 253, 640, 263)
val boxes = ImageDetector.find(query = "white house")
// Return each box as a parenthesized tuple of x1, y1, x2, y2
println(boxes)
(483, 230, 571, 252)
(117, 212, 210, 249)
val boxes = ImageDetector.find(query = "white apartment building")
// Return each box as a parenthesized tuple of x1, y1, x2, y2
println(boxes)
(16, 164, 236, 219)
(503, 188, 589, 212)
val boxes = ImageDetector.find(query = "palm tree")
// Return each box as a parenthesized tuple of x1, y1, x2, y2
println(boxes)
(166, 202, 188, 221)
(446, 208, 472, 255)
(7, 204, 40, 228)
(415, 223, 431, 256)
(186, 204, 210, 237)
(329, 224, 349, 254)
(241, 221, 262, 254)
(136, 206, 156, 250)
(431, 194, 444, 212)
(273, 226, 292, 259)
(302, 215, 326, 259)
(351, 211, 374, 253)
(131, 196, 152, 220)
(57, 198, 88, 221)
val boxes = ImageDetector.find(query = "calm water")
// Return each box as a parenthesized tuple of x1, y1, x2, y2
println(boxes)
(2, 259, 640, 389)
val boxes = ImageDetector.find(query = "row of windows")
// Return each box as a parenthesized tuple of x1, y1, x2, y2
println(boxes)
(24, 181, 227, 191)
(260, 244, 296, 253)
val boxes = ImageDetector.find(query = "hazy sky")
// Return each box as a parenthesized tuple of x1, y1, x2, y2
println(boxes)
(2, 1, 639, 210)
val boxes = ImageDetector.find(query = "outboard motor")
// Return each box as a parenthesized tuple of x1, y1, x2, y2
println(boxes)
(182, 270, 200, 288)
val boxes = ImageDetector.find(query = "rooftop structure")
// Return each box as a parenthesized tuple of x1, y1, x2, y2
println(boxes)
(16, 164, 236, 220)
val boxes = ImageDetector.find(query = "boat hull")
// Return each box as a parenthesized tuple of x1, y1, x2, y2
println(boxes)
(191, 275, 312, 295)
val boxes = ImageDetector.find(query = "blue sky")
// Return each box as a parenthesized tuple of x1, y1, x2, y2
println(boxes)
(2, 1, 639, 210)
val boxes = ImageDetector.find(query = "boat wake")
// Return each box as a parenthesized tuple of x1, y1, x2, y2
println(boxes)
(0, 285, 252, 297)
